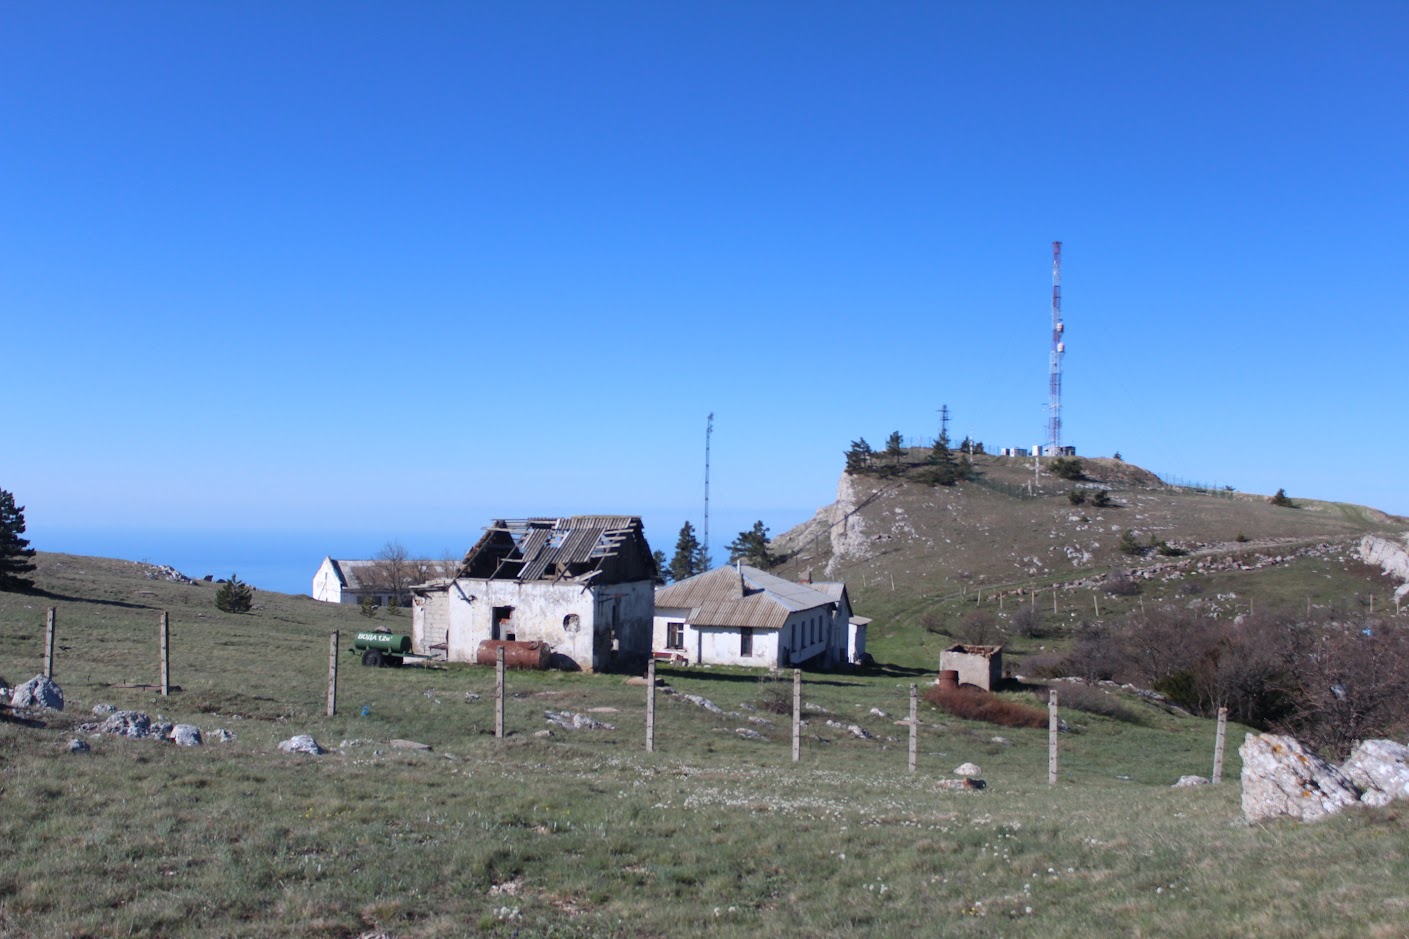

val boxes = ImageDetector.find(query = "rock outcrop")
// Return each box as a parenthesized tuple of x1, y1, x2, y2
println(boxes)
(278, 734, 327, 755)
(1360, 535, 1409, 602)
(10, 675, 64, 711)
(1239, 733, 1409, 822)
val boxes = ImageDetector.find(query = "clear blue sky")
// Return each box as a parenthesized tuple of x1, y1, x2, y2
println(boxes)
(3, 2, 1405, 593)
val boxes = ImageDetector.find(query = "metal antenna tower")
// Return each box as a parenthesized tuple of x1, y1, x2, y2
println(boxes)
(703, 413, 714, 565)
(1047, 241, 1065, 452)
(938, 404, 950, 443)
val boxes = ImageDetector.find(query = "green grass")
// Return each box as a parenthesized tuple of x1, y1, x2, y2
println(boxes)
(3, 553, 1409, 937)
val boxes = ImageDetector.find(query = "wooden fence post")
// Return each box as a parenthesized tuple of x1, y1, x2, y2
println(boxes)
(1212, 706, 1228, 784)
(908, 683, 918, 774)
(159, 611, 170, 697)
(1052, 589, 1058, 616)
(495, 646, 506, 739)
(327, 631, 339, 716)
(1048, 691, 1059, 785)
(44, 607, 56, 680)
(646, 659, 656, 753)
(791, 668, 801, 763)
(1093, 595, 1101, 618)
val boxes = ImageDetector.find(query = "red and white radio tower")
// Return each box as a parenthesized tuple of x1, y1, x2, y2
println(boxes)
(1047, 241, 1065, 453)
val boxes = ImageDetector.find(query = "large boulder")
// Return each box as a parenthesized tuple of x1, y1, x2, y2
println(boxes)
(169, 724, 203, 747)
(1341, 739, 1409, 807)
(10, 675, 63, 710)
(278, 734, 326, 755)
(1240, 733, 1361, 822)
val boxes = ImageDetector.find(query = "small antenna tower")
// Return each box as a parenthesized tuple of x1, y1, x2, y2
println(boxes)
(938, 404, 950, 444)
(1047, 241, 1065, 453)
(703, 412, 714, 565)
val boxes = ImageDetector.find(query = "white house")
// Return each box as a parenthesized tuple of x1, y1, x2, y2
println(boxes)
(652, 564, 869, 669)
(312, 556, 442, 608)
(414, 516, 657, 672)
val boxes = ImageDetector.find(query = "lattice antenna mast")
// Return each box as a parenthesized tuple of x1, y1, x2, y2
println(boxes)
(1048, 241, 1065, 452)
(703, 413, 714, 566)
(938, 404, 950, 443)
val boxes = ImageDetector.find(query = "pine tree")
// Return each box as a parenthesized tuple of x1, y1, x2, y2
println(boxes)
(215, 574, 254, 613)
(651, 550, 669, 585)
(727, 521, 775, 568)
(670, 521, 707, 582)
(844, 438, 873, 475)
(0, 488, 37, 592)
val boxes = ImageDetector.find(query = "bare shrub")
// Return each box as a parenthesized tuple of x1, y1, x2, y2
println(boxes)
(755, 674, 793, 714)
(1010, 606, 1048, 639)
(922, 685, 1047, 729)
(919, 611, 946, 635)
(956, 610, 999, 645)
(1052, 681, 1149, 725)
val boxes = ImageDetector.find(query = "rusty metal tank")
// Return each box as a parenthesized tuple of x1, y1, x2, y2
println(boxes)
(476, 639, 551, 670)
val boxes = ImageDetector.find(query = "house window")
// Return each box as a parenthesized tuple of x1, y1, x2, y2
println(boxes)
(740, 627, 754, 657)
(667, 622, 684, 650)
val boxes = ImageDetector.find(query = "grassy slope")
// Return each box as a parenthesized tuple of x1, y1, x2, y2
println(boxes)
(771, 453, 1407, 667)
(3, 553, 1409, 937)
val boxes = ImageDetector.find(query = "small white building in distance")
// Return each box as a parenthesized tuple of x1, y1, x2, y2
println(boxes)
(653, 564, 868, 669)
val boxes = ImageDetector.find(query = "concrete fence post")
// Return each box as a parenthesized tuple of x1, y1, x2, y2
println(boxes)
(159, 612, 170, 697)
(1048, 691, 1059, 785)
(791, 668, 801, 763)
(646, 659, 656, 753)
(44, 607, 56, 680)
(908, 683, 918, 774)
(495, 646, 506, 739)
(1212, 706, 1228, 784)
(327, 631, 339, 717)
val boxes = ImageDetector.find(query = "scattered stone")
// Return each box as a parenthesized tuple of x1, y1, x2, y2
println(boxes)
(340, 738, 373, 749)
(278, 734, 327, 755)
(847, 724, 875, 740)
(67, 738, 91, 754)
(936, 778, 986, 791)
(1173, 775, 1209, 788)
(869, 707, 888, 718)
(1240, 733, 1359, 822)
(464, 692, 482, 703)
(991, 736, 1009, 745)
(91, 704, 116, 716)
(954, 762, 982, 777)
(389, 739, 432, 751)
(91, 711, 154, 739)
(169, 724, 203, 747)
(747, 715, 773, 726)
(534, 729, 554, 738)
(679, 693, 722, 713)
(587, 707, 619, 714)
(10, 675, 64, 711)
(735, 728, 765, 740)
(1341, 739, 1409, 807)
(544, 710, 615, 731)
(210, 728, 236, 742)
(738, 702, 757, 712)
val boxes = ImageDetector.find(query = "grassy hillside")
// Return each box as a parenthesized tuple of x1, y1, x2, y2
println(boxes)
(771, 452, 1406, 668)
(3, 553, 1409, 936)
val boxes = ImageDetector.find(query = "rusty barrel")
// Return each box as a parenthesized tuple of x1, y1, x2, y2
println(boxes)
(477, 639, 551, 670)
(938, 669, 960, 692)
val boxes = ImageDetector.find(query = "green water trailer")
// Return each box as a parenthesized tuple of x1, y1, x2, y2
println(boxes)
(351, 631, 412, 667)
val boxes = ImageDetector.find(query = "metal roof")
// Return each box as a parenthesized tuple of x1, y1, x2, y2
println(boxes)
(654, 564, 838, 630)
(458, 516, 654, 584)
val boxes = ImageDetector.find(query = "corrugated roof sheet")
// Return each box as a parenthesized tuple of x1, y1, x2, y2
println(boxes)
(655, 564, 837, 630)
(460, 516, 650, 583)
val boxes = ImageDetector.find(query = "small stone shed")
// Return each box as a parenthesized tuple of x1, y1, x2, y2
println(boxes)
(940, 643, 1004, 691)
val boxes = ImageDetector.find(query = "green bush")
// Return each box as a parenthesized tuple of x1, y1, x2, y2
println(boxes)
(1050, 456, 1084, 480)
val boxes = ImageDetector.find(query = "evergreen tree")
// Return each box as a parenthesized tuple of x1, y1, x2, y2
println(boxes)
(215, 573, 254, 613)
(929, 427, 954, 467)
(0, 488, 37, 592)
(1269, 488, 1294, 507)
(651, 550, 669, 585)
(844, 438, 873, 475)
(727, 521, 775, 568)
(670, 521, 707, 582)
(885, 430, 904, 463)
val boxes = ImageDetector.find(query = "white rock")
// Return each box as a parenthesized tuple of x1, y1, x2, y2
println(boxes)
(278, 734, 327, 755)
(10, 675, 64, 710)
(735, 728, 765, 740)
(67, 738, 91, 754)
(1341, 739, 1409, 807)
(169, 724, 203, 747)
(1173, 775, 1209, 788)
(210, 728, 236, 742)
(1239, 733, 1360, 822)
(96, 711, 154, 739)
(954, 762, 982, 777)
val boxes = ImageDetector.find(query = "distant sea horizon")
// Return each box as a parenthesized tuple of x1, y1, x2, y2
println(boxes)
(34, 508, 813, 597)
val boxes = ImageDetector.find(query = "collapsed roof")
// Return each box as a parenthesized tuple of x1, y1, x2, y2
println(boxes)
(456, 516, 656, 585)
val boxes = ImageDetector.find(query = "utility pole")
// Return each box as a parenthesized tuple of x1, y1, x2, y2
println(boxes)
(703, 412, 713, 567)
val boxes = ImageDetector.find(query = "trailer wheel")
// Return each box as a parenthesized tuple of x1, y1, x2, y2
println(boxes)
(362, 649, 384, 667)
(387, 656, 403, 668)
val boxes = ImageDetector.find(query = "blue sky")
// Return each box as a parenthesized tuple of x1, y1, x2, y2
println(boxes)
(3, 2, 1405, 593)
